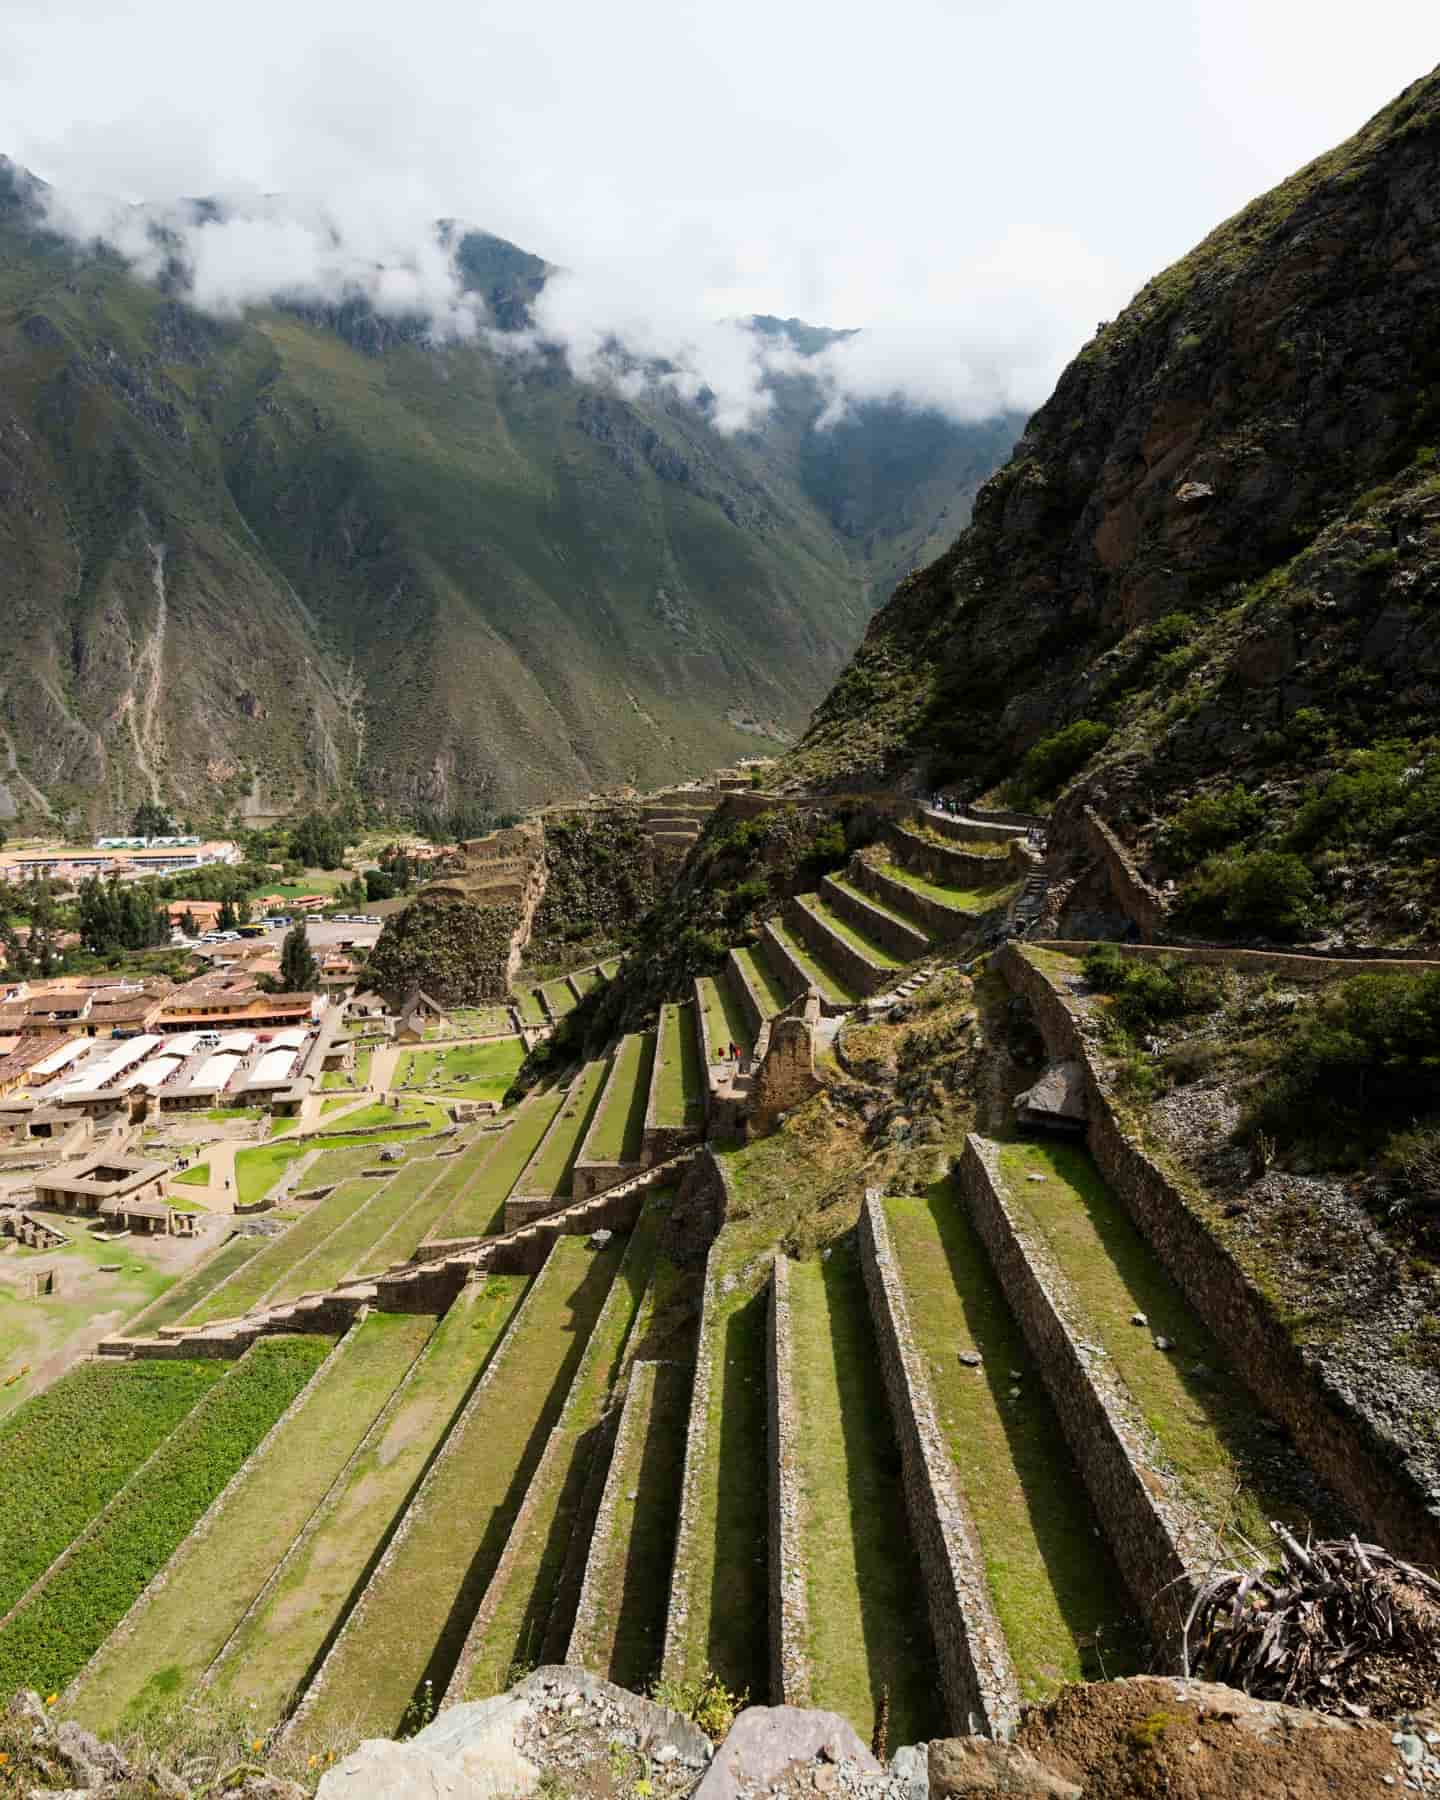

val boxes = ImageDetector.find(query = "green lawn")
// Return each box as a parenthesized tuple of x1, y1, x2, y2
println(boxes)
(518, 1060, 612, 1197)
(788, 1252, 940, 1743)
(395, 1037, 525, 1103)
(205, 1106, 263, 1124)
(733, 943, 792, 1017)
(800, 895, 904, 970)
(321, 1047, 371, 1091)
(654, 1005, 703, 1131)
(885, 1186, 1143, 1700)
(171, 1162, 210, 1187)
(0, 1337, 332, 1699)
(457, 1210, 661, 1697)
(583, 1033, 655, 1164)
(321, 1097, 352, 1115)
(697, 974, 753, 1061)
(209, 1276, 527, 1730)
(320, 1099, 444, 1133)
(995, 1141, 1335, 1547)
(264, 1169, 439, 1303)
(294, 1239, 623, 1745)
(70, 1314, 434, 1734)
(428, 1005, 512, 1038)
(436, 1092, 567, 1239)
(570, 968, 600, 998)
(766, 921, 860, 1006)
(600, 959, 620, 980)
(233, 1140, 309, 1208)
(567, 1357, 689, 1690)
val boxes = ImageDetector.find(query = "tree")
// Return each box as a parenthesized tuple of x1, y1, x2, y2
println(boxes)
(288, 812, 345, 871)
(218, 896, 237, 932)
(365, 869, 397, 902)
(131, 801, 174, 839)
(181, 909, 198, 937)
(279, 924, 320, 992)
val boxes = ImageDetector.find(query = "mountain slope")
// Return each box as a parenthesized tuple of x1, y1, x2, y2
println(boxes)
(0, 164, 1019, 828)
(789, 65, 1440, 941)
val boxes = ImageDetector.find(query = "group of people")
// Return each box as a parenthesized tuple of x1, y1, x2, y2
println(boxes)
(927, 792, 964, 815)
(718, 1041, 744, 1064)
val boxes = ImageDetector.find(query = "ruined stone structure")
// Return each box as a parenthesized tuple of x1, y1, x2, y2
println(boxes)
(747, 990, 823, 1136)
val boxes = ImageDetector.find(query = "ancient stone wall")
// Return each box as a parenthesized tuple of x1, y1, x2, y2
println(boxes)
(785, 897, 890, 999)
(723, 952, 766, 1039)
(768, 1255, 811, 1706)
(885, 822, 1010, 890)
(1000, 942, 1440, 1568)
(1081, 808, 1167, 941)
(957, 1136, 1214, 1657)
(567, 1358, 659, 1670)
(642, 1005, 706, 1164)
(821, 872, 929, 961)
(573, 1049, 643, 1204)
(758, 922, 809, 1005)
(917, 809, 1021, 845)
(1032, 937, 1440, 982)
(660, 1240, 720, 1683)
(962, 804, 1045, 830)
(851, 860, 972, 942)
(749, 992, 822, 1135)
(859, 1194, 1020, 1738)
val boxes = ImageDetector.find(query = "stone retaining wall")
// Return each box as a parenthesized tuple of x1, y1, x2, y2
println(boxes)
(642, 1005, 706, 1163)
(915, 808, 1022, 845)
(957, 1136, 1215, 1658)
(660, 1240, 720, 1683)
(963, 804, 1045, 830)
(573, 1041, 645, 1204)
(859, 1195, 1020, 1738)
(768, 1255, 811, 1705)
(821, 872, 930, 961)
(886, 822, 1010, 889)
(759, 921, 811, 1006)
(1031, 938, 1440, 983)
(724, 952, 766, 1039)
(1081, 809, 1167, 941)
(567, 1358, 660, 1670)
(851, 860, 973, 942)
(1000, 942, 1440, 1568)
(785, 896, 890, 999)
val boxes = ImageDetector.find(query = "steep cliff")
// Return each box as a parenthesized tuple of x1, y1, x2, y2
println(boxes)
(789, 66, 1440, 941)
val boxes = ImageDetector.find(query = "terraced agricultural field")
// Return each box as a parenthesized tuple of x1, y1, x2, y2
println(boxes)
(766, 919, 859, 1007)
(882, 1187, 1143, 1701)
(264, 1167, 441, 1303)
(541, 979, 577, 1019)
(571, 968, 600, 999)
(184, 1183, 388, 1325)
(69, 1314, 435, 1733)
(434, 1091, 567, 1239)
(697, 974, 753, 1060)
(396, 1038, 525, 1103)
(515, 987, 548, 1027)
(208, 1277, 527, 1728)
(0, 1336, 332, 1699)
(583, 1033, 655, 1165)
(875, 858, 1016, 912)
(293, 1236, 624, 1745)
(653, 1005, 704, 1131)
(126, 1235, 265, 1336)
(733, 943, 792, 1018)
(518, 1061, 611, 1200)
(797, 894, 904, 971)
(786, 1251, 940, 1742)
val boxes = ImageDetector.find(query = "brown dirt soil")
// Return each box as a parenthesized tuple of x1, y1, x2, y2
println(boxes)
(1014, 1677, 1407, 1799)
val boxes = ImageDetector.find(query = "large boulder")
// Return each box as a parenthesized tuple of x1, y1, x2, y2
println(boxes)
(694, 1704, 881, 1800)
(928, 1737, 1080, 1798)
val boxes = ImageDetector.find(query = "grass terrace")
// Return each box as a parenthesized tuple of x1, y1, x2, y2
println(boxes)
(826, 871, 930, 938)
(233, 1141, 308, 1209)
(515, 988, 547, 1028)
(126, 1236, 265, 1336)
(294, 1238, 623, 1744)
(885, 1185, 1145, 1701)
(787, 1251, 940, 1743)
(767, 920, 860, 1008)
(0, 1360, 226, 1619)
(185, 1182, 381, 1324)
(520, 1060, 612, 1198)
(71, 1314, 435, 1733)
(265, 1169, 435, 1303)
(205, 1106, 263, 1124)
(697, 975, 753, 1061)
(318, 1099, 446, 1134)
(995, 1141, 1341, 1550)
(541, 979, 577, 1019)
(733, 944, 791, 1018)
(428, 1005, 512, 1038)
(799, 894, 904, 970)
(570, 968, 600, 999)
(435, 1091, 566, 1240)
(876, 859, 1017, 912)
(584, 1033, 655, 1165)
(171, 1162, 210, 1187)
(395, 1038, 525, 1104)
(654, 1005, 704, 1131)
(600, 958, 621, 980)
(0, 1335, 332, 1699)
(210, 1276, 527, 1728)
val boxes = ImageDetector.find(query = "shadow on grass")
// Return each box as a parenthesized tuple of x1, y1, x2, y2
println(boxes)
(610, 1361, 690, 1690)
(703, 1289, 770, 1698)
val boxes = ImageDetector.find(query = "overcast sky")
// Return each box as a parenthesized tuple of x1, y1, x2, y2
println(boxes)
(2, 0, 1435, 427)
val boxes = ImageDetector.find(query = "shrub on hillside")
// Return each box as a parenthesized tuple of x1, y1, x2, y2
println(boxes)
(1175, 849, 1316, 939)
(1290, 740, 1440, 852)
(1003, 719, 1110, 807)
(1082, 944, 1224, 1034)
(1159, 785, 1264, 869)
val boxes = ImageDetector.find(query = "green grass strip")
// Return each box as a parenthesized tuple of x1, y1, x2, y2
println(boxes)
(600, 959, 620, 980)
(0, 1336, 332, 1700)
(884, 1186, 1143, 1700)
(799, 894, 904, 970)
(295, 1238, 623, 1743)
(0, 1361, 226, 1619)
(584, 1033, 655, 1164)
(654, 1005, 703, 1130)
(767, 920, 860, 1005)
(460, 1209, 661, 1696)
(877, 858, 1015, 912)
(995, 1141, 1329, 1547)
(827, 872, 932, 939)
(519, 1060, 611, 1198)
(172, 1162, 210, 1187)
(131, 1237, 265, 1335)
(438, 1092, 567, 1239)
(516, 988, 547, 1026)
(70, 1314, 435, 1734)
(788, 1252, 940, 1744)
(542, 979, 577, 1018)
(233, 1140, 309, 1208)
(733, 944, 791, 1017)
(265, 1168, 440, 1303)
(697, 974, 753, 1060)
(210, 1276, 527, 1729)
(185, 1182, 386, 1326)
(571, 969, 599, 997)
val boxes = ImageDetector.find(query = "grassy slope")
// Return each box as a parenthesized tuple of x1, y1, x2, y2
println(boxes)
(185, 1183, 380, 1325)
(209, 1276, 526, 1728)
(885, 1187, 1143, 1700)
(768, 920, 859, 1006)
(800, 894, 904, 970)
(876, 859, 1017, 912)
(128, 1236, 264, 1335)
(437, 1091, 567, 1239)
(654, 1005, 704, 1130)
(584, 1033, 655, 1164)
(266, 1166, 441, 1303)
(295, 1238, 622, 1742)
(70, 1314, 433, 1732)
(520, 1061, 611, 1197)
(788, 1251, 940, 1743)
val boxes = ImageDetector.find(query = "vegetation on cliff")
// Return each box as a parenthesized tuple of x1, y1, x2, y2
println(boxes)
(366, 893, 520, 1005)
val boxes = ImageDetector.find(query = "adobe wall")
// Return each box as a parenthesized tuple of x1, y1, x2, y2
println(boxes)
(723, 951, 766, 1040)
(821, 872, 929, 961)
(785, 897, 889, 999)
(768, 1256, 811, 1706)
(851, 860, 973, 942)
(660, 1240, 719, 1684)
(859, 1195, 1020, 1738)
(1081, 809, 1167, 942)
(567, 1357, 659, 1671)
(886, 822, 1011, 890)
(999, 943, 1440, 1568)
(957, 1136, 1214, 1659)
